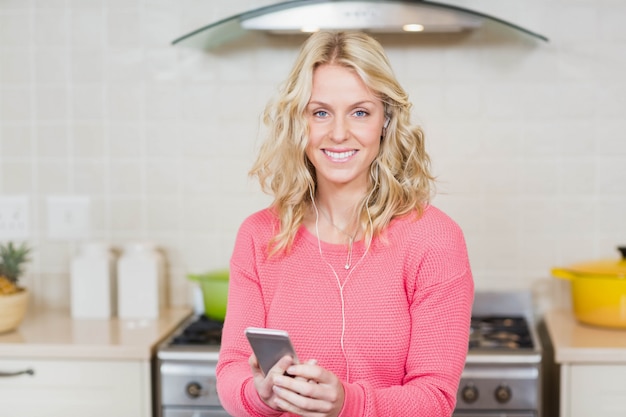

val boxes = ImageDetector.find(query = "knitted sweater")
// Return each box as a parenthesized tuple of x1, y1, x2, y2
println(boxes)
(216, 205, 474, 417)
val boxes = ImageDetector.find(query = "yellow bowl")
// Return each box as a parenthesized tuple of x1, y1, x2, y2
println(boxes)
(0, 289, 29, 333)
(552, 268, 626, 329)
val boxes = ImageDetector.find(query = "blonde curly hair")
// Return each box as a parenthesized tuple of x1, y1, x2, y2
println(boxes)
(250, 31, 435, 254)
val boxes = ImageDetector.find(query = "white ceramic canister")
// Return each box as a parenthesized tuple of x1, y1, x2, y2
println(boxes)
(117, 242, 165, 319)
(70, 242, 117, 319)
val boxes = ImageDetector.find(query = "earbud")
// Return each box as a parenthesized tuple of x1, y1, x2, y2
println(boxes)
(383, 116, 390, 129)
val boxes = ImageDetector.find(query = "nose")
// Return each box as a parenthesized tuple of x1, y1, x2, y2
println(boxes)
(330, 117, 349, 142)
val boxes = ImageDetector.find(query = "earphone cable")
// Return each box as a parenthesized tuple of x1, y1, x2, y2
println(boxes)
(309, 186, 373, 381)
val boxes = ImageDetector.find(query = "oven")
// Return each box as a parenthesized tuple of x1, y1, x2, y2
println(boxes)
(156, 291, 542, 417)
(156, 315, 227, 416)
(453, 291, 543, 417)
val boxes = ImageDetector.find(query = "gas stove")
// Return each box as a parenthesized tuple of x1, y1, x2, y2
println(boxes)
(156, 291, 542, 417)
(156, 316, 225, 417)
(169, 315, 223, 346)
(455, 291, 543, 417)
(470, 316, 534, 350)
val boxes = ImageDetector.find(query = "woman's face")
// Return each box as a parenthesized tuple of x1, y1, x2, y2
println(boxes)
(305, 64, 386, 192)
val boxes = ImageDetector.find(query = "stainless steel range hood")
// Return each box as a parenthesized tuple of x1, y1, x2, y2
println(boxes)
(172, 0, 548, 49)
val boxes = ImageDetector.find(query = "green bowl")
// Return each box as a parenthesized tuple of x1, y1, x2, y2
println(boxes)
(187, 270, 229, 321)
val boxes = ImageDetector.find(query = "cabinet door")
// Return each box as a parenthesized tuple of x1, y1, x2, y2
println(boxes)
(569, 364, 626, 417)
(0, 358, 151, 417)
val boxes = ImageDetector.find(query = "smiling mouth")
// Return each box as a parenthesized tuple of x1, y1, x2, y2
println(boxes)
(323, 149, 357, 160)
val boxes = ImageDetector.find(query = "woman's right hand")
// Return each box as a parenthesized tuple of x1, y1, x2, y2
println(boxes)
(249, 354, 297, 409)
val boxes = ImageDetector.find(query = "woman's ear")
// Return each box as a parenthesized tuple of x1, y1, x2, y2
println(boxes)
(381, 116, 390, 141)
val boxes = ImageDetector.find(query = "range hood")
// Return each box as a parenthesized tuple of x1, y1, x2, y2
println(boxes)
(172, 0, 548, 49)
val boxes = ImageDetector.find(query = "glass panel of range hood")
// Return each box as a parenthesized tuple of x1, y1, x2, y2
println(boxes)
(172, 0, 548, 49)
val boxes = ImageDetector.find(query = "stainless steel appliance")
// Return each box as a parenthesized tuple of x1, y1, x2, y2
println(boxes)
(453, 291, 543, 417)
(156, 291, 542, 417)
(156, 316, 227, 416)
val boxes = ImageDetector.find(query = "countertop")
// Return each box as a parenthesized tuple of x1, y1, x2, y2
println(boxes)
(545, 309, 626, 364)
(0, 307, 192, 360)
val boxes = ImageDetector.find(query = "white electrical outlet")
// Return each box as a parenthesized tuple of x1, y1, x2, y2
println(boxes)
(0, 195, 30, 240)
(47, 196, 91, 240)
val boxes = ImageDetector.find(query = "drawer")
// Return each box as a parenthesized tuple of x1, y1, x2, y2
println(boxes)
(0, 358, 150, 417)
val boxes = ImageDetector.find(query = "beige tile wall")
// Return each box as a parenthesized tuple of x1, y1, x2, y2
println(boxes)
(1, 0, 625, 315)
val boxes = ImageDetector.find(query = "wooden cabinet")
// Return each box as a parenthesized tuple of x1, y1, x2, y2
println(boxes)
(560, 364, 626, 417)
(545, 310, 626, 417)
(0, 358, 151, 417)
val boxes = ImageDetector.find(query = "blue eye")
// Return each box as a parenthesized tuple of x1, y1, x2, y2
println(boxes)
(354, 110, 368, 117)
(314, 110, 328, 118)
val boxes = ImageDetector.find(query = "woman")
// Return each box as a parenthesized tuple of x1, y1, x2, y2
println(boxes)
(216, 31, 473, 417)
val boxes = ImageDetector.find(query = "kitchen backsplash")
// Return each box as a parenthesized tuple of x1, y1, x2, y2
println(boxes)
(1, 0, 625, 315)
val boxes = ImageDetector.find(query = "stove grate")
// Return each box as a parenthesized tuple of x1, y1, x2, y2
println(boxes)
(170, 315, 224, 345)
(469, 315, 533, 350)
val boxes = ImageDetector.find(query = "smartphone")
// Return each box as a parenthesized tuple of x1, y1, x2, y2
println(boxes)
(244, 327, 299, 376)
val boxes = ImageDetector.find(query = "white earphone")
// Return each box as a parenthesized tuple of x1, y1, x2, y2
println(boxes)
(383, 116, 390, 129)
(308, 185, 374, 381)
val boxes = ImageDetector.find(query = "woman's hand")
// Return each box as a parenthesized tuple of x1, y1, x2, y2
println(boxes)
(270, 360, 345, 417)
(249, 354, 345, 416)
(249, 353, 296, 409)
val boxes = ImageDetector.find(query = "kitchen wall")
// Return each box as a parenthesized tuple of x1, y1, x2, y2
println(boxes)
(1, 0, 625, 315)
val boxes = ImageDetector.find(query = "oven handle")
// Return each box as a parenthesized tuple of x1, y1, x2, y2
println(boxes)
(453, 413, 536, 417)
(160, 362, 217, 377)
(163, 409, 232, 417)
(462, 366, 538, 379)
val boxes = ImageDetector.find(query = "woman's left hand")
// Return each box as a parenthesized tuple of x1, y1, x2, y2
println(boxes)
(271, 361, 345, 417)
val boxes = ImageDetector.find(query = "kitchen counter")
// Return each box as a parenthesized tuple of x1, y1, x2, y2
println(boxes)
(0, 307, 193, 417)
(545, 308, 626, 363)
(0, 307, 192, 360)
(544, 309, 626, 417)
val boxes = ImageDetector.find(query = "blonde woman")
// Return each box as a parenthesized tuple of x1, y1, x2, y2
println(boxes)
(216, 31, 474, 417)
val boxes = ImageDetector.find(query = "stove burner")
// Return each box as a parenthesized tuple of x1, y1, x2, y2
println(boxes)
(170, 315, 223, 345)
(469, 315, 533, 350)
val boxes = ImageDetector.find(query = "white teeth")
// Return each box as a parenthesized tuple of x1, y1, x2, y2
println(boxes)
(324, 150, 356, 159)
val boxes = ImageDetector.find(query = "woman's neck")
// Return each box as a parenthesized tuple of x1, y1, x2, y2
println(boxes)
(314, 182, 367, 227)
(313, 193, 363, 246)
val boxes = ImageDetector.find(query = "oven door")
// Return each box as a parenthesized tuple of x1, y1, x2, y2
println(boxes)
(160, 361, 222, 407)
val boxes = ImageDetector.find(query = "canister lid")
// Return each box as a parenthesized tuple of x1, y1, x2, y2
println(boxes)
(78, 241, 111, 257)
(122, 242, 158, 253)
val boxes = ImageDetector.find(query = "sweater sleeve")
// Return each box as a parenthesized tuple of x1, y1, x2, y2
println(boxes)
(215, 213, 283, 417)
(339, 214, 474, 417)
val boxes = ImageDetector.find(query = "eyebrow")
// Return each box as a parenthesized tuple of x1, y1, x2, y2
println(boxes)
(307, 100, 377, 107)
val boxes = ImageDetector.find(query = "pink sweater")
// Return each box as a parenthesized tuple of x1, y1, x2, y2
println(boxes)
(216, 205, 474, 417)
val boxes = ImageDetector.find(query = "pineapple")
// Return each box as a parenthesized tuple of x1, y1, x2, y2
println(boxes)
(0, 242, 32, 295)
